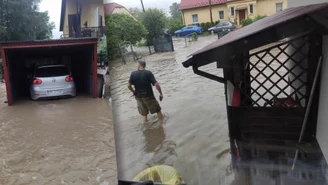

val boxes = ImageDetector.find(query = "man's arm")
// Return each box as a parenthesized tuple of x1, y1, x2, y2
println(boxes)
(128, 73, 135, 95)
(128, 83, 135, 95)
(150, 72, 163, 101)
(154, 82, 163, 96)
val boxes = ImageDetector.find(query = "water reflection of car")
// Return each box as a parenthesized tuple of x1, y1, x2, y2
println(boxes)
(208, 21, 236, 33)
(30, 64, 76, 100)
(174, 26, 202, 37)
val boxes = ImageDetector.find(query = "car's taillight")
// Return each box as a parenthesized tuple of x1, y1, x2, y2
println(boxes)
(32, 78, 42, 85)
(65, 75, 74, 82)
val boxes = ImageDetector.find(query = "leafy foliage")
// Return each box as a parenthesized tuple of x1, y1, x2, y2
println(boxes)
(241, 18, 253, 27)
(105, 14, 147, 60)
(97, 36, 108, 65)
(128, 7, 142, 20)
(0, 0, 55, 41)
(202, 22, 217, 31)
(192, 32, 198, 41)
(254, 15, 267, 21)
(169, 3, 181, 21)
(140, 8, 166, 40)
(241, 15, 267, 27)
(166, 18, 184, 35)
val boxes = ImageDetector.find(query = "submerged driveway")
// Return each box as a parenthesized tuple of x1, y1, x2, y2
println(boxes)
(0, 84, 117, 185)
(110, 35, 233, 185)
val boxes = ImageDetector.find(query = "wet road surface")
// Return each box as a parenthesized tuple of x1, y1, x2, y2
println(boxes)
(0, 84, 117, 185)
(110, 35, 234, 185)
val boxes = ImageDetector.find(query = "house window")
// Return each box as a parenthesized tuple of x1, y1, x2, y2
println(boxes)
(192, 14, 198, 23)
(249, 4, 254, 14)
(230, 7, 235, 16)
(219, 11, 224, 20)
(276, 3, 283, 12)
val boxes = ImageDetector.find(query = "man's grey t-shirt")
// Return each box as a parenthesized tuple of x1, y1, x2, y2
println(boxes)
(129, 70, 157, 98)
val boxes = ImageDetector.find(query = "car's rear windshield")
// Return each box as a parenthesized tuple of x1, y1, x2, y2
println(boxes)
(35, 66, 69, 77)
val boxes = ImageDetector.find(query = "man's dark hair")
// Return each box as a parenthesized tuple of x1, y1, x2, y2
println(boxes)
(138, 60, 146, 68)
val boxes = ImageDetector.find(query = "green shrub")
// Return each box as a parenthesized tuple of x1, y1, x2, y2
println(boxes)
(214, 20, 220, 25)
(200, 22, 206, 29)
(241, 18, 253, 27)
(105, 14, 147, 60)
(166, 19, 184, 35)
(203, 22, 212, 31)
(254, 15, 267, 21)
(192, 32, 198, 41)
(241, 15, 267, 27)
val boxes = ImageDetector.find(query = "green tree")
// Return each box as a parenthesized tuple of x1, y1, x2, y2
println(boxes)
(105, 14, 147, 59)
(98, 36, 108, 65)
(169, 2, 181, 21)
(0, 0, 55, 41)
(166, 18, 183, 35)
(128, 7, 142, 20)
(140, 8, 166, 41)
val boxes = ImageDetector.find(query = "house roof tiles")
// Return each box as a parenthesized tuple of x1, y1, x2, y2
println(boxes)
(179, 0, 227, 10)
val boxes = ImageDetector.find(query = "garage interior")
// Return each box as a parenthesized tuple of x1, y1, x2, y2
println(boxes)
(0, 38, 99, 105)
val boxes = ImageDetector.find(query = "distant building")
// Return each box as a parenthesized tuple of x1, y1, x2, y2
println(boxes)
(60, 0, 105, 38)
(287, 0, 328, 8)
(104, 2, 136, 20)
(179, 0, 288, 27)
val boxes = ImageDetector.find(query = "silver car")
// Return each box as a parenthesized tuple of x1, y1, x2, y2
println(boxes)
(30, 65, 76, 100)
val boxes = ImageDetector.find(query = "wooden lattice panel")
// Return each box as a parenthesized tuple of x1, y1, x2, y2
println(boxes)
(242, 37, 309, 107)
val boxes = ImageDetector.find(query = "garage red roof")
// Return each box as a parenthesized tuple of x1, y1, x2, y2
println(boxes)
(179, 0, 227, 10)
(104, 2, 128, 15)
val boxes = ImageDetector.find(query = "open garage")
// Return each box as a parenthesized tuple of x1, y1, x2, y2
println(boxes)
(0, 38, 99, 106)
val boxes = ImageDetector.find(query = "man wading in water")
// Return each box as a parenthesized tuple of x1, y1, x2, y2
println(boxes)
(128, 60, 164, 123)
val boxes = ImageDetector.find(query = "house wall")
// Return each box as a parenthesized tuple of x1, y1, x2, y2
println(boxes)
(316, 35, 328, 173)
(226, 0, 257, 24)
(181, 0, 288, 26)
(112, 8, 136, 19)
(182, 4, 228, 25)
(257, 0, 288, 16)
(287, 0, 328, 8)
(63, 0, 105, 36)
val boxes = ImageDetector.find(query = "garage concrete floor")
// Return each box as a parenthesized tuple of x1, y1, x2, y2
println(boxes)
(0, 84, 117, 185)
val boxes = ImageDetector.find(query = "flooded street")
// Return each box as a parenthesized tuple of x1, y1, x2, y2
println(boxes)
(0, 85, 117, 185)
(110, 35, 234, 185)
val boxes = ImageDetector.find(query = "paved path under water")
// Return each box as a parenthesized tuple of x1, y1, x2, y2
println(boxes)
(110, 35, 234, 185)
(0, 84, 117, 185)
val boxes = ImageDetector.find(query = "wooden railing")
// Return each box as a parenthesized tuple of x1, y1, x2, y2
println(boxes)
(61, 26, 106, 39)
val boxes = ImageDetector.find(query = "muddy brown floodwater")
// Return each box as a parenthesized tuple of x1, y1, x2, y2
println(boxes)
(0, 84, 117, 185)
(110, 35, 235, 185)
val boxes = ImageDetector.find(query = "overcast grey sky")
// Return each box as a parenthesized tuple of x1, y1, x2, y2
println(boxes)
(39, 0, 180, 39)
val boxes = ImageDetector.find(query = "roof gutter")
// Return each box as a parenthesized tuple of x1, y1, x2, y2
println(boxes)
(183, 57, 226, 84)
(59, 0, 67, 32)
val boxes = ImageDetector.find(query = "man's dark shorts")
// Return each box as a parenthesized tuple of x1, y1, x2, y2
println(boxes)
(136, 96, 161, 116)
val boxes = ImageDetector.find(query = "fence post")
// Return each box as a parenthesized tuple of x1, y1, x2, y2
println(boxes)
(119, 44, 126, 65)
(129, 42, 136, 61)
(170, 36, 174, 52)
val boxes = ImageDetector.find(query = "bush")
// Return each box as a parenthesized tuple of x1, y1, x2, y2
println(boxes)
(203, 22, 212, 31)
(241, 18, 253, 27)
(140, 8, 166, 40)
(254, 15, 267, 21)
(241, 15, 267, 27)
(105, 14, 147, 60)
(192, 32, 198, 41)
(214, 20, 220, 25)
(97, 36, 108, 64)
(200, 22, 205, 29)
(167, 19, 184, 35)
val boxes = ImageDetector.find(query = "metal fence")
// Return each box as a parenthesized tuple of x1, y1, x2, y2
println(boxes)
(153, 36, 174, 53)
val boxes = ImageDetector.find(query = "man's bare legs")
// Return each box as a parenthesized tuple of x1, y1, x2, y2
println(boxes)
(143, 115, 148, 124)
(157, 111, 164, 121)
